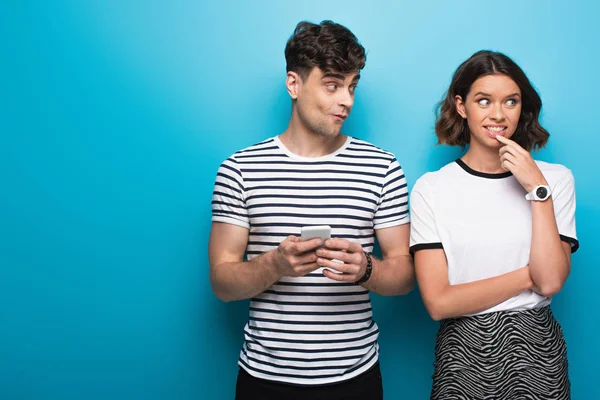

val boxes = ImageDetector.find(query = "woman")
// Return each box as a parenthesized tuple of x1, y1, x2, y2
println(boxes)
(410, 50, 578, 399)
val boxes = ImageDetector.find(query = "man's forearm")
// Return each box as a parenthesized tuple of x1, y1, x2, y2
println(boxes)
(210, 250, 280, 302)
(362, 254, 414, 296)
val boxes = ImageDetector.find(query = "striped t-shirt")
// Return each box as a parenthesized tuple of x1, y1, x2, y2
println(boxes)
(211, 135, 410, 386)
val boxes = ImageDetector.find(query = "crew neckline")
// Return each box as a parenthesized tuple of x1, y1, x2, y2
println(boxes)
(455, 158, 513, 179)
(273, 135, 352, 161)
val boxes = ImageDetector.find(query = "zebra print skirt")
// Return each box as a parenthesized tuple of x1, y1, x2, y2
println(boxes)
(431, 306, 570, 400)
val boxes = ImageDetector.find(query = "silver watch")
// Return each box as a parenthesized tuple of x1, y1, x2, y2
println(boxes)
(525, 185, 552, 201)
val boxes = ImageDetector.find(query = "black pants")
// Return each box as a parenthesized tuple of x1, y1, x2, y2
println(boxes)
(235, 363, 383, 400)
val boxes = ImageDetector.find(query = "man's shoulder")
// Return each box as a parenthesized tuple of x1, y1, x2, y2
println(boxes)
(228, 137, 280, 160)
(346, 137, 397, 161)
(217, 137, 281, 168)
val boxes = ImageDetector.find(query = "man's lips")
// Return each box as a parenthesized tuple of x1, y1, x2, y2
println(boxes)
(331, 114, 347, 121)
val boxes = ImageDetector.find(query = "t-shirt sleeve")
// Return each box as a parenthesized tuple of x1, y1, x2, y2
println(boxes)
(211, 157, 249, 229)
(553, 170, 579, 253)
(373, 158, 410, 229)
(409, 178, 443, 256)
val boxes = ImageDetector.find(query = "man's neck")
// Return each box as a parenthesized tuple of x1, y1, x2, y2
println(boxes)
(279, 116, 347, 158)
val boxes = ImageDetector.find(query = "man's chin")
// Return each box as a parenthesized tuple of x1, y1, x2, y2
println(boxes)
(314, 129, 340, 138)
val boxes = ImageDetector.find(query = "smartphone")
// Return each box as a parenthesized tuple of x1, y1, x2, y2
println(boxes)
(300, 225, 343, 274)
(300, 225, 331, 245)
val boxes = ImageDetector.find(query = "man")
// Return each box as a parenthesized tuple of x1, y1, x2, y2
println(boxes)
(209, 20, 413, 400)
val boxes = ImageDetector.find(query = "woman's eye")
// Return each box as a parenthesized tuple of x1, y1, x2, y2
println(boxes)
(478, 99, 490, 106)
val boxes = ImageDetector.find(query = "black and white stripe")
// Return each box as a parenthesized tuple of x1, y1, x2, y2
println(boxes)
(431, 306, 570, 399)
(212, 136, 409, 385)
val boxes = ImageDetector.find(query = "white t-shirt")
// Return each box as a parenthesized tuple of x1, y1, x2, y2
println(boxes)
(410, 159, 578, 316)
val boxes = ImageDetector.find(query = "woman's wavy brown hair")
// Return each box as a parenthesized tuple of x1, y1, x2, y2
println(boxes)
(435, 50, 549, 151)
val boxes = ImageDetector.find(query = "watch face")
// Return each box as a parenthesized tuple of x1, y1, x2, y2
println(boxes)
(536, 186, 548, 198)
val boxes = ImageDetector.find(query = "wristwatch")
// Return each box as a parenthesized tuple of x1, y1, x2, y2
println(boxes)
(525, 185, 552, 201)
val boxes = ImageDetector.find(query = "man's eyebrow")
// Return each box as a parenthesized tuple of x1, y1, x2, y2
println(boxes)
(321, 73, 361, 84)
(321, 72, 346, 80)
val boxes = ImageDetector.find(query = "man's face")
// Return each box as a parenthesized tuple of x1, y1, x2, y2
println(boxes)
(294, 67, 360, 137)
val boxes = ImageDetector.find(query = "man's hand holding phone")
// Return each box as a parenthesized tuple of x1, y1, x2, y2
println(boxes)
(273, 235, 323, 278)
(316, 238, 368, 283)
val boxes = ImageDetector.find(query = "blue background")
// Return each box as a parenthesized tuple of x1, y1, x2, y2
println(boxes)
(1, 1, 597, 398)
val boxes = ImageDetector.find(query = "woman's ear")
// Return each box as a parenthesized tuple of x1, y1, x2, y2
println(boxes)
(455, 95, 467, 119)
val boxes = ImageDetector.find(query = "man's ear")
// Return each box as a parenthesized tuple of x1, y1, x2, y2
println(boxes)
(286, 71, 301, 100)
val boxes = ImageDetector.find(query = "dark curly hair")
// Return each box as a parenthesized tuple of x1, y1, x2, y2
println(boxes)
(435, 50, 549, 151)
(285, 20, 366, 80)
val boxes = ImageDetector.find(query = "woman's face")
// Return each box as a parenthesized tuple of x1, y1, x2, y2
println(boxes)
(455, 74, 522, 150)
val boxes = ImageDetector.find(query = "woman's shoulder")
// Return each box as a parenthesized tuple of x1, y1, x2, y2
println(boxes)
(534, 160, 573, 184)
(535, 160, 570, 173)
(413, 161, 459, 192)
